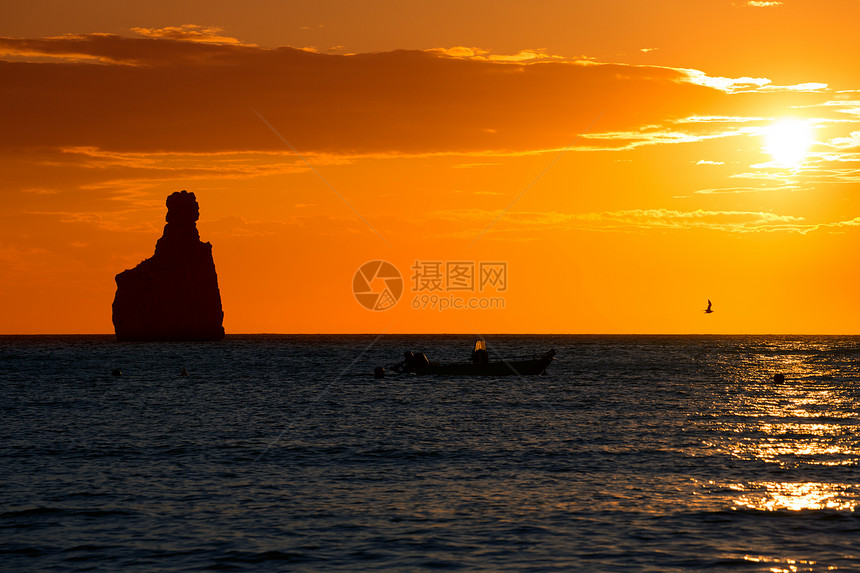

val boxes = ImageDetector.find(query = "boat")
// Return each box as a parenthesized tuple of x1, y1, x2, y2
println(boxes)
(378, 340, 556, 377)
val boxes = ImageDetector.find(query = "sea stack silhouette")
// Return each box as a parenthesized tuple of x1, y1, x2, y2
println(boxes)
(112, 190, 225, 341)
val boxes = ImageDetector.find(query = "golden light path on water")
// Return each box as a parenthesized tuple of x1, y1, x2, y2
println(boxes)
(738, 554, 820, 573)
(731, 482, 858, 512)
(699, 340, 860, 521)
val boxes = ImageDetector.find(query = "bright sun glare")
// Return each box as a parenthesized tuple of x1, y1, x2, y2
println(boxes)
(763, 118, 814, 168)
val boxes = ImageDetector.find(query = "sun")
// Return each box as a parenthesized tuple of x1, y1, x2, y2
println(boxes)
(763, 118, 814, 168)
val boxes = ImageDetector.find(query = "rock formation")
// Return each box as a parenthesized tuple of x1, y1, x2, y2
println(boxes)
(112, 190, 225, 341)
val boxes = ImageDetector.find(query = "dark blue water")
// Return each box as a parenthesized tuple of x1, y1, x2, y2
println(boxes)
(2, 335, 859, 571)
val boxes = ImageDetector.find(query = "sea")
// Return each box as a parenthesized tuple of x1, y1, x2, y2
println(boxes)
(2, 334, 859, 572)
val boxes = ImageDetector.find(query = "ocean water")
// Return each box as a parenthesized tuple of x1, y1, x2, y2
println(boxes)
(2, 334, 859, 571)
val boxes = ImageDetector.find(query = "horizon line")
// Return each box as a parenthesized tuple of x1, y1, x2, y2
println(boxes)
(1, 332, 858, 337)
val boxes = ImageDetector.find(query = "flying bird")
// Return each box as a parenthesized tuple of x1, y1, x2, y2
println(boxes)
(704, 300, 713, 314)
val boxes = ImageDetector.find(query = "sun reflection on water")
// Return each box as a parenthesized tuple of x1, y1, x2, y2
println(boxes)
(698, 478, 859, 513)
(732, 481, 858, 512)
(699, 338, 860, 526)
(726, 419, 859, 467)
(739, 554, 821, 573)
(707, 344, 859, 468)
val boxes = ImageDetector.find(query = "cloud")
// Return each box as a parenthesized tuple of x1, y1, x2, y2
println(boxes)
(0, 31, 848, 167)
(21, 186, 60, 194)
(130, 25, 245, 45)
(825, 131, 860, 150)
(582, 209, 805, 232)
(683, 71, 771, 93)
(0, 32, 259, 65)
(693, 185, 797, 194)
(431, 207, 823, 235)
(756, 82, 829, 93)
(21, 208, 161, 234)
(746, 1, 783, 7)
(55, 146, 352, 175)
(576, 125, 754, 151)
(0, 243, 49, 264)
(430, 46, 566, 63)
(451, 162, 502, 169)
(0, 32, 761, 156)
(676, 115, 765, 123)
(682, 69, 827, 94)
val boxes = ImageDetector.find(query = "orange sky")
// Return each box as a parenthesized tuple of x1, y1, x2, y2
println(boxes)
(1, 0, 859, 334)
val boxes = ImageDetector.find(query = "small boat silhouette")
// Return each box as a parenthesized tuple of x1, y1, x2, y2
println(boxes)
(382, 340, 555, 377)
(704, 300, 713, 314)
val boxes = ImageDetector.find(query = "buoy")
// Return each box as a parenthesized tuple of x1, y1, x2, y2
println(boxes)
(180, 367, 189, 377)
(374, 366, 385, 379)
(111, 368, 122, 377)
(773, 373, 785, 383)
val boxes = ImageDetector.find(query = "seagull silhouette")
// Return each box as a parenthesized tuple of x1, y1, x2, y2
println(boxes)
(704, 300, 713, 314)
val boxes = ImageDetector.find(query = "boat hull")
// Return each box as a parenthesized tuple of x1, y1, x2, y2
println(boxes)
(406, 351, 555, 376)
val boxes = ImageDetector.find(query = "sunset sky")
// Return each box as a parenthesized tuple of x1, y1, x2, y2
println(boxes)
(2, 0, 859, 334)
